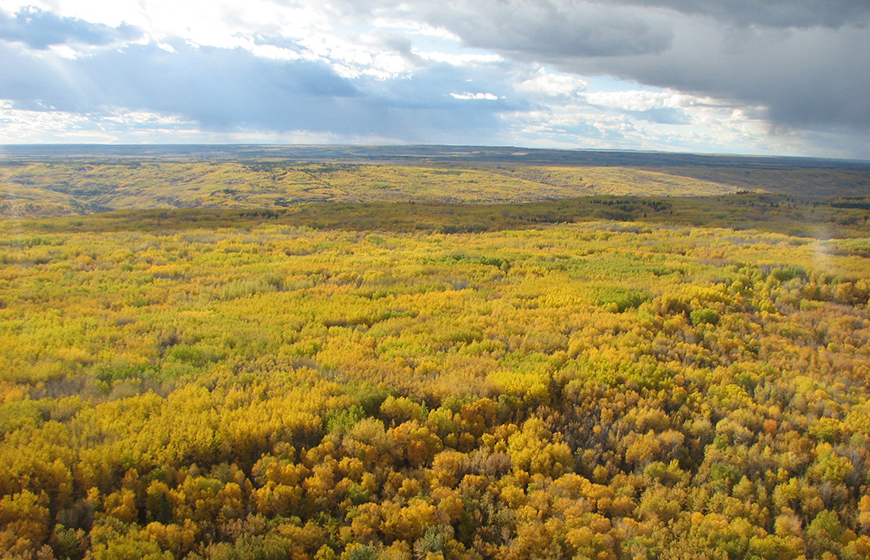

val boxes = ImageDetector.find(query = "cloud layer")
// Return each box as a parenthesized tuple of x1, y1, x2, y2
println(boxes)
(0, 39, 521, 144)
(0, 0, 867, 158)
(403, 0, 870, 133)
(0, 6, 140, 49)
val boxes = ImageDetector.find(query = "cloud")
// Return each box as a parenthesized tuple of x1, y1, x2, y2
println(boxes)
(0, 37, 520, 143)
(609, 0, 870, 28)
(451, 92, 499, 100)
(585, 90, 691, 112)
(515, 72, 588, 99)
(421, 1, 675, 58)
(573, 22, 870, 130)
(390, 0, 870, 135)
(0, 1, 867, 157)
(0, 6, 141, 49)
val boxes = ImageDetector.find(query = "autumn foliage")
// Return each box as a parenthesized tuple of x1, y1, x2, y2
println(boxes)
(1, 192, 870, 559)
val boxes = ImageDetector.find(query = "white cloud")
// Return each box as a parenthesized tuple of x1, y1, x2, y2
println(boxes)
(0, 100, 192, 142)
(369, 17, 460, 41)
(47, 44, 79, 59)
(415, 50, 503, 65)
(516, 71, 587, 98)
(0, 99, 407, 145)
(585, 90, 703, 112)
(451, 92, 499, 100)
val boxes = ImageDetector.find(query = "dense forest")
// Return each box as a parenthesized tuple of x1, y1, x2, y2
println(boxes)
(2, 153, 870, 559)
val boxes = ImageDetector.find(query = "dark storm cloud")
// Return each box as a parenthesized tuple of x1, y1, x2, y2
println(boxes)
(0, 39, 518, 141)
(397, 0, 870, 133)
(0, 6, 141, 49)
(421, 1, 675, 58)
(610, 0, 870, 28)
(570, 23, 870, 130)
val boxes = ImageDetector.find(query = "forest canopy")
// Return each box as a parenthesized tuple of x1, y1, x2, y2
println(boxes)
(1, 152, 870, 559)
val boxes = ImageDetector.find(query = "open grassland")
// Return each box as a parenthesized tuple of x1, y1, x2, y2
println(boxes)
(469, 165, 745, 197)
(1, 161, 736, 219)
(6, 158, 869, 219)
(646, 166, 870, 198)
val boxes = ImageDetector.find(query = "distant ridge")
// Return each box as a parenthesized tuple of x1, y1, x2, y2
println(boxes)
(4, 145, 870, 219)
(3, 144, 869, 169)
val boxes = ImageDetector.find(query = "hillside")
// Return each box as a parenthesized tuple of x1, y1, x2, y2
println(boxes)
(0, 161, 738, 218)
(3, 146, 870, 219)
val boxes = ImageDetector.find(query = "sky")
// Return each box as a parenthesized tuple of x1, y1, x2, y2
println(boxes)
(0, 0, 868, 159)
